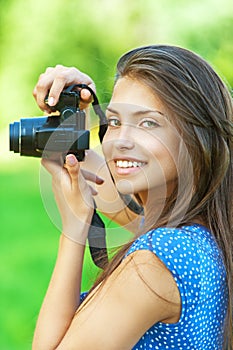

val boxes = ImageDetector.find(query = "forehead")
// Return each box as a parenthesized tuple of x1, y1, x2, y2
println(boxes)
(110, 77, 165, 112)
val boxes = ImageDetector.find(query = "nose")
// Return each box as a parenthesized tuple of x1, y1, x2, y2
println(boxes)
(115, 138, 134, 151)
(114, 125, 135, 151)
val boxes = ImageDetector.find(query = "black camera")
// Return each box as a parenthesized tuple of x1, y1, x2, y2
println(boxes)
(9, 84, 109, 269)
(9, 87, 90, 161)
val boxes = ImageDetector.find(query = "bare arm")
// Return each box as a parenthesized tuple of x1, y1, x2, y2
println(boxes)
(32, 235, 85, 349)
(33, 247, 181, 350)
(33, 154, 94, 349)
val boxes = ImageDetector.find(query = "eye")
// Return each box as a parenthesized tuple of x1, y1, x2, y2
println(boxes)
(139, 119, 160, 128)
(107, 117, 121, 127)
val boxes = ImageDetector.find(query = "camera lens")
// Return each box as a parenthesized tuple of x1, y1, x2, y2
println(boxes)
(9, 117, 47, 157)
(9, 121, 20, 153)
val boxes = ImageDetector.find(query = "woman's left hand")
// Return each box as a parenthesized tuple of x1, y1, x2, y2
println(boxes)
(41, 154, 103, 244)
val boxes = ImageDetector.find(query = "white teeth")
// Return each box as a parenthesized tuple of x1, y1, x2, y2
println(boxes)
(116, 160, 144, 168)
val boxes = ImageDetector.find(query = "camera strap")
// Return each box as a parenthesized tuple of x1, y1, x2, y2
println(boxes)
(65, 84, 108, 142)
(65, 84, 144, 269)
(64, 84, 109, 268)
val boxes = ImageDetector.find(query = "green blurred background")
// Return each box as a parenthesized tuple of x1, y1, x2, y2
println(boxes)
(0, 0, 232, 348)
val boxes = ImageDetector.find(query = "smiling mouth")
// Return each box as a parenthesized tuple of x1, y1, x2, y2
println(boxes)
(116, 160, 147, 168)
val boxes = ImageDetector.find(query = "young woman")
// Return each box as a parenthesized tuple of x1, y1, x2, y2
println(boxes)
(32, 45, 233, 349)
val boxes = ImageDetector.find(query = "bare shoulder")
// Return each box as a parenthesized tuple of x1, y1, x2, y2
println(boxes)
(110, 249, 181, 324)
(57, 249, 181, 350)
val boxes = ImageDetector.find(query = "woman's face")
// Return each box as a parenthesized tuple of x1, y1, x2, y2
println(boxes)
(102, 77, 181, 205)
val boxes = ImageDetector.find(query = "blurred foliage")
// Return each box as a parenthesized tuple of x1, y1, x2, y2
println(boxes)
(0, 0, 233, 349)
(0, 0, 232, 128)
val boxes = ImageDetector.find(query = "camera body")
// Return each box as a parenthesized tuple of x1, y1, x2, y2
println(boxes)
(9, 85, 109, 269)
(9, 90, 89, 161)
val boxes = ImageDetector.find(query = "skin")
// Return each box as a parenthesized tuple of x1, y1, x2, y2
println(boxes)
(33, 65, 95, 111)
(103, 77, 180, 227)
(32, 69, 181, 350)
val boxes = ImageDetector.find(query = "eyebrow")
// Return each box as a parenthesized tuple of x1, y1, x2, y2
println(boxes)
(106, 106, 165, 117)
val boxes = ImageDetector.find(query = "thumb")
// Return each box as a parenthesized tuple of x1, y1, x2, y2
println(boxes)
(64, 154, 80, 189)
(80, 88, 92, 103)
(64, 154, 94, 210)
(79, 89, 92, 110)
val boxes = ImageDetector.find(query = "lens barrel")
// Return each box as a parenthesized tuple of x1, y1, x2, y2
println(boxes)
(9, 122, 20, 153)
(9, 115, 89, 160)
(9, 117, 48, 157)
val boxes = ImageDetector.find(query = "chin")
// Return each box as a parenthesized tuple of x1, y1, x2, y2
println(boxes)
(115, 180, 147, 197)
(115, 179, 136, 195)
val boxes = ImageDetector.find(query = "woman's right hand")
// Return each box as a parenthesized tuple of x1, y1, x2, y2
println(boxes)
(41, 154, 104, 244)
(33, 64, 96, 113)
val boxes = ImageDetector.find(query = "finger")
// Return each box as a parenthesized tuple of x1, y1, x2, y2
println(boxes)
(47, 75, 70, 107)
(89, 185, 98, 196)
(33, 68, 59, 112)
(81, 168, 104, 185)
(80, 89, 92, 103)
(33, 65, 71, 111)
(33, 65, 96, 112)
(33, 86, 52, 113)
(78, 71, 96, 94)
(48, 68, 96, 108)
(64, 154, 80, 190)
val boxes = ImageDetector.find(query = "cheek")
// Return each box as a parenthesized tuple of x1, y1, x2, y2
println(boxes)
(102, 129, 113, 156)
(101, 128, 122, 160)
(148, 138, 179, 180)
(101, 135, 112, 160)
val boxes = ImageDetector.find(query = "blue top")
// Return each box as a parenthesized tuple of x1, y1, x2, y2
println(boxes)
(125, 224, 228, 350)
(81, 224, 228, 349)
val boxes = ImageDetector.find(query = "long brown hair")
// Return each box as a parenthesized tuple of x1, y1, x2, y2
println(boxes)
(91, 45, 233, 348)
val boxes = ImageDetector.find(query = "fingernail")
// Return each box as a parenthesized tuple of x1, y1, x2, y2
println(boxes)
(66, 154, 77, 166)
(48, 97, 55, 106)
(92, 188, 98, 196)
(96, 176, 104, 184)
(81, 89, 91, 101)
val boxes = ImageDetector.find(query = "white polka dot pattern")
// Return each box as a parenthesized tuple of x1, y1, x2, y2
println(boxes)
(124, 224, 228, 349)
